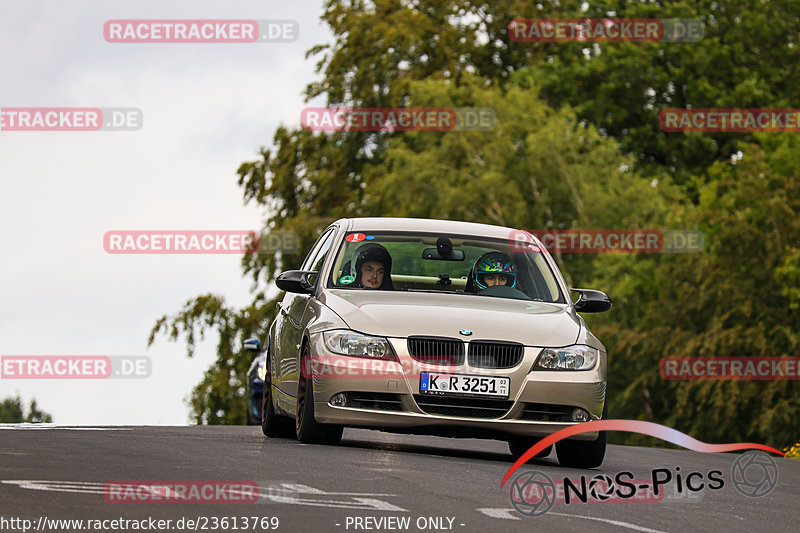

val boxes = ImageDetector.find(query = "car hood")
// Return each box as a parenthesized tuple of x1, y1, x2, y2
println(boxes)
(320, 289, 580, 346)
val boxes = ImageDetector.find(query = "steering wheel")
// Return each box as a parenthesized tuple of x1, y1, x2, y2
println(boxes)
(476, 284, 532, 300)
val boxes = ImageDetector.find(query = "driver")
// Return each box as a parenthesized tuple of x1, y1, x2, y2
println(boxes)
(353, 243, 394, 290)
(472, 251, 516, 292)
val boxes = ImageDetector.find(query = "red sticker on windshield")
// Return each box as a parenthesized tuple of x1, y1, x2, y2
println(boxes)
(346, 233, 366, 242)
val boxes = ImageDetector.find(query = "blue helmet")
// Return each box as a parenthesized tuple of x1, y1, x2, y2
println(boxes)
(473, 252, 516, 290)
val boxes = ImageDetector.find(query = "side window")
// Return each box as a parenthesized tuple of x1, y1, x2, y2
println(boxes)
(301, 228, 335, 271)
(305, 229, 336, 286)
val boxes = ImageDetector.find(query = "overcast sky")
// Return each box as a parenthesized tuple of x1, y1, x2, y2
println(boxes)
(0, 0, 331, 424)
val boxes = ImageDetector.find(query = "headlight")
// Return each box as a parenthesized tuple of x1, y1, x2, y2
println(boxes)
(535, 345, 599, 370)
(257, 365, 266, 381)
(323, 330, 394, 359)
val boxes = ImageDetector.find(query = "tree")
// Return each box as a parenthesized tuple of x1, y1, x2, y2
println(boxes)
(149, 0, 800, 453)
(532, 0, 800, 179)
(585, 135, 800, 450)
(150, 71, 676, 425)
(0, 395, 53, 423)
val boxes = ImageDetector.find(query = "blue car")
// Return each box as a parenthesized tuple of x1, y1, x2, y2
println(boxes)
(244, 338, 266, 425)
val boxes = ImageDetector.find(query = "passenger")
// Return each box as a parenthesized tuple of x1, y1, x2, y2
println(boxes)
(353, 244, 394, 290)
(472, 251, 517, 292)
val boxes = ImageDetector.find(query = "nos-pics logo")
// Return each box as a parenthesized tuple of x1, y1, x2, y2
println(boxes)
(509, 451, 779, 517)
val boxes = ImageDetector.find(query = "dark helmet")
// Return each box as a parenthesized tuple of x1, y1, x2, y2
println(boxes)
(473, 251, 516, 290)
(353, 243, 394, 290)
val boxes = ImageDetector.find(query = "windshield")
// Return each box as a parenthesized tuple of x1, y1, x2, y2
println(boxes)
(327, 231, 565, 303)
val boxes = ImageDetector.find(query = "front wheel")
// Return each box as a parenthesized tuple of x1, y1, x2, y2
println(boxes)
(555, 403, 607, 469)
(295, 347, 343, 445)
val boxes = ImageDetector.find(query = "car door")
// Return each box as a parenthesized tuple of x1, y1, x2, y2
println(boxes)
(274, 227, 337, 399)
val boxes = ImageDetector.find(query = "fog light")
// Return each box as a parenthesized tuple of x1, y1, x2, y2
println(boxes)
(330, 393, 348, 407)
(572, 408, 589, 422)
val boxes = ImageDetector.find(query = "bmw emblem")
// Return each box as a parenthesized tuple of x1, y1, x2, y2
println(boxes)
(459, 329, 472, 336)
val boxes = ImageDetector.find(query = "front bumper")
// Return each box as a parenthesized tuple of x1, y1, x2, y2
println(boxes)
(307, 335, 606, 441)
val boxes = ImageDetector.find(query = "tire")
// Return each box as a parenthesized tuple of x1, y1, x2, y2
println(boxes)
(508, 438, 552, 460)
(296, 346, 343, 445)
(555, 403, 607, 469)
(261, 348, 294, 438)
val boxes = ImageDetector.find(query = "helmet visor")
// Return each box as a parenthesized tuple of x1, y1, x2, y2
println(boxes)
(475, 271, 516, 290)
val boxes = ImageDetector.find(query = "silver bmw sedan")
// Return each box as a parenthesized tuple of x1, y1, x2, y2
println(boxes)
(258, 217, 612, 468)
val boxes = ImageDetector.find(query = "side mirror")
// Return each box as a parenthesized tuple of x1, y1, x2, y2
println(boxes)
(243, 338, 261, 352)
(571, 288, 612, 313)
(276, 270, 316, 294)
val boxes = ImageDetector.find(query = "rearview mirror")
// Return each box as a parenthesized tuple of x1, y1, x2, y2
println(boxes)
(571, 288, 612, 313)
(276, 270, 316, 294)
(422, 248, 465, 261)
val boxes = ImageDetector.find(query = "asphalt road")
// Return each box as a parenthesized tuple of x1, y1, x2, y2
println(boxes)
(0, 426, 797, 533)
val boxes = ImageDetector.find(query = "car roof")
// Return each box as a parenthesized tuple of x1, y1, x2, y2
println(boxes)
(335, 217, 520, 240)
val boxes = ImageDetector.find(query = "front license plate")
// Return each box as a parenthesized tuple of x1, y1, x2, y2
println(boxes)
(419, 372, 510, 399)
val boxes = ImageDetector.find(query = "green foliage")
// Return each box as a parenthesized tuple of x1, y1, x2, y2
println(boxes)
(148, 294, 272, 424)
(586, 138, 800, 450)
(785, 441, 800, 459)
(533, 0, 800, 179)
(0, 396, 23, 422)
(150, 0, 800, 452)
(0, 395, 53, 423)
